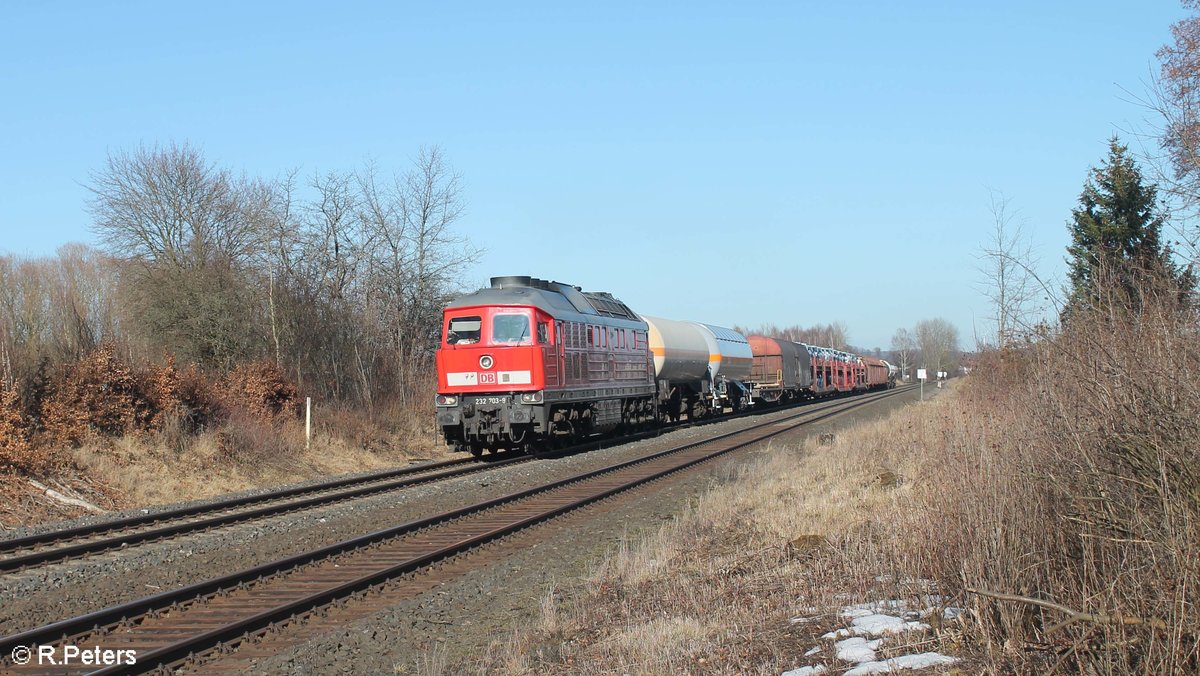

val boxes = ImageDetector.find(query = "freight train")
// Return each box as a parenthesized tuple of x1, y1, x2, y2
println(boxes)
(435, 276, 894, 455)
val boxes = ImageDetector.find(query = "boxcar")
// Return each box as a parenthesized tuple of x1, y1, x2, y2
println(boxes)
(861, 356, 889, 390)
(747, 336, 812, 402)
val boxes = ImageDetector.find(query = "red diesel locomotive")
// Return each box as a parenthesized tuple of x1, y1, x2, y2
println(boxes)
(435, 276, 656, 455)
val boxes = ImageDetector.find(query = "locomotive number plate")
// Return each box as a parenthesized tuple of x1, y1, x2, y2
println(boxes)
(475, 396, 509, 405)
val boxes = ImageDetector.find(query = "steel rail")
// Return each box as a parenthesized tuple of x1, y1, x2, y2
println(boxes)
(0, 454, 530, 573)
(0, 456, 481, 555)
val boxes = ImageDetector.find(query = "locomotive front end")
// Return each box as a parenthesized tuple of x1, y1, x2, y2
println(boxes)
(436, 304, 550, 454)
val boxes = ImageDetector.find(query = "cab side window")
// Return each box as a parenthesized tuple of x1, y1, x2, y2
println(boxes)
(537, 322, 549, 344)
(447, 316, 481, 344)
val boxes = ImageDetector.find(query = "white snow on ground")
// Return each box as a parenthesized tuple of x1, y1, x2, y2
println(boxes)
(784, 599, 960, 676)
(821, 602, 930, 639)
(836, 637, 883, 662)
(844, 652, 960, 675)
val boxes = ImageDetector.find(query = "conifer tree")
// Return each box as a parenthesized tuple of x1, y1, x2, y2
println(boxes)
(1064, 137, 1195, 318)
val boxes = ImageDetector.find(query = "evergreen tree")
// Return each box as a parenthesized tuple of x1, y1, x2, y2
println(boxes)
(1064, 136, 1195, 318)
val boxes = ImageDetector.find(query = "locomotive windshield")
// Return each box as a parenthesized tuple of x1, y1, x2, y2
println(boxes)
(492, 314, 531, 344)
(446, 316, 481, 344)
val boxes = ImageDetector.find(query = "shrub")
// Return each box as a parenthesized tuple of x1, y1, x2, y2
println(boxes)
(220, 360, 298, 422)
(214, 411, 298, 469)
(39, 343, 141, 446)
(0, 381, 46, 471)
(917, 289, 1200, 671)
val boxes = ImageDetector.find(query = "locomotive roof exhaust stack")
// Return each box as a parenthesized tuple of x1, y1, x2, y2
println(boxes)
(491, 276, 531, 289)
(491, 276, 576, 292)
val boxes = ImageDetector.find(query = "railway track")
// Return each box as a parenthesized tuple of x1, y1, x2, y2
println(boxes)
(0, 385, 910, 675)
(0, 453, 532, 573)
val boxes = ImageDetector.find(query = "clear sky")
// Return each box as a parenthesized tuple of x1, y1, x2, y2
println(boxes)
(0, 1, 1189, 350)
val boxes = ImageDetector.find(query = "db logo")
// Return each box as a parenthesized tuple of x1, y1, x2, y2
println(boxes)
(478, 372, 498, 384)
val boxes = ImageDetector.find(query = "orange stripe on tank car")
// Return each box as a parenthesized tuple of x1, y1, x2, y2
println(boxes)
(650, 347, 714, 360)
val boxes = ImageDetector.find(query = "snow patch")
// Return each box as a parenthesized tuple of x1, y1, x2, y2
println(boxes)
(822, 602, 930, 638)
(781, 666, 827, 676)
(836, 637, 882, 663)
(799, 597, 959, 674)
(843, 652, 960, 674)
(849, 613, 929, 636)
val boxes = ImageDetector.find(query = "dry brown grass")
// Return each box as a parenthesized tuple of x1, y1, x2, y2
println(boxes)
(474, 395, 972, 675)
(67, 408, 447, 509)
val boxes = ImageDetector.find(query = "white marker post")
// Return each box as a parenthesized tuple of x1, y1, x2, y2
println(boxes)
(917, 368, 927, 401)
(305, 396, 312, 451)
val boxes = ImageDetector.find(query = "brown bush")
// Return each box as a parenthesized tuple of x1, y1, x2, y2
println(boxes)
(39, 343, 141, 447)
(0, 381, 47, 471)
(220, 361, 298, 422)
(911, 286, 1200, 671)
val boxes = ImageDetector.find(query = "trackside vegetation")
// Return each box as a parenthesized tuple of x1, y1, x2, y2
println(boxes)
(481, 294, 1197, 672)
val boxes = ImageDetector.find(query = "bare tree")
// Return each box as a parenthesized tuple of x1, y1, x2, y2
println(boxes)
(977, 191, 1041, 348)
(890, 327, 916, 380)
(87, 143, 268, 367)
(87, 143, 261, 269)
(0, 246, 121, 386)
(359, 147, 480, 402)
(76, 141, 479, 404)
(914, 318, 960, 378)
(1122, 6, 1200, 265)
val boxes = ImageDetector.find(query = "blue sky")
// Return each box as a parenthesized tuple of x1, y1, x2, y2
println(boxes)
(0, 1, 1189, 350)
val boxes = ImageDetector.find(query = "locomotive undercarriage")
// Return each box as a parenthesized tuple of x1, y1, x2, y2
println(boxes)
(658, 378, 749, 422)
(441, 395, 657, 456)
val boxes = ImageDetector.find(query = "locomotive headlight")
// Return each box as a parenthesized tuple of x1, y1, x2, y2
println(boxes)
(436, 395, 458, 407)
(519, 391, 543, 404)
(479, 355, 494, 369)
